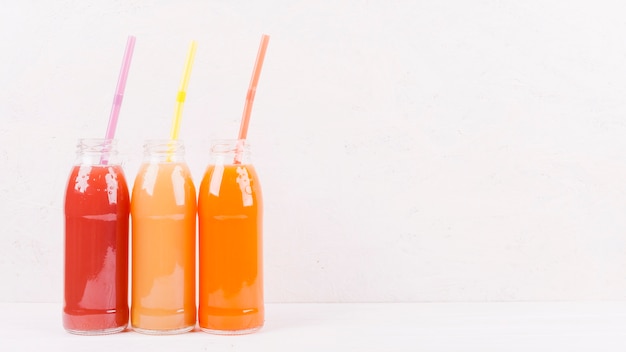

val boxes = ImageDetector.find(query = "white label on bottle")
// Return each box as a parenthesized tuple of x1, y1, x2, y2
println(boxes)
(105, 167, 118, 204)
(209, 156, 225, 197)
(74, 165, 91, 193)
(142, 163, 159, 196)
(171, 165, 186, 206)
(236, 166, 254, 207)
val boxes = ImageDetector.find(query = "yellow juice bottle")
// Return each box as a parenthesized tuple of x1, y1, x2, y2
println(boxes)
(131, 140, 196, 334)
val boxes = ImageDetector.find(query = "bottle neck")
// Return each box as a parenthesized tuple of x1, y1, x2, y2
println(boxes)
(75, 138, 120, 166)
(209, 139, 252, 165)
(142, 139, 186, 163)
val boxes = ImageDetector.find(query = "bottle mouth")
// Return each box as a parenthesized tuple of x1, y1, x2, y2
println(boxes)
(210, 139, 251, 154)
(75, 138, 119, 165)
(142, 139, 185, 155)
(77, 138, 117, 153)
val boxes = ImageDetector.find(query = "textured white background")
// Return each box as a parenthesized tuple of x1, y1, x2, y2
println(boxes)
(2, 0, 626, 303)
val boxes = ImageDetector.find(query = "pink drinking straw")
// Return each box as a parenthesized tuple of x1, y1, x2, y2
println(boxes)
(102, 35, 136, 164)
(235, 34, 270, 164)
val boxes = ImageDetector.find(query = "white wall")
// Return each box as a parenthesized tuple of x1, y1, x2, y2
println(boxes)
(2, 0, 626, 303)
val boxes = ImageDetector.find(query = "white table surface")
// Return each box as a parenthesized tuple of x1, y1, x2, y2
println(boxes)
(3, 302, 626, 351)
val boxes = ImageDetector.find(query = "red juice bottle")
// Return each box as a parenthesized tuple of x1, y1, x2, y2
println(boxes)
(63, 138, 130, 334)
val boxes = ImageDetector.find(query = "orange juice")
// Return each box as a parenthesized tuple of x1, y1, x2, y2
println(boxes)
(130, 140, 196, 334)
(198, 140, 263, 334)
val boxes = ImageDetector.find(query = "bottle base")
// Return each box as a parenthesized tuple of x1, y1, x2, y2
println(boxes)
(200, 325, 263, 335)
(65, 325, 126, 336)
(132, 325, 195, 335)
(63, 309, 129, 335)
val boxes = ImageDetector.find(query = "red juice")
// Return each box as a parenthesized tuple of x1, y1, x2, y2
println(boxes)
(64, 164, 130, 334)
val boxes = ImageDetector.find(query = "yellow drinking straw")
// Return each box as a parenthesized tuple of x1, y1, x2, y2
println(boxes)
(170, 40, 198, 141)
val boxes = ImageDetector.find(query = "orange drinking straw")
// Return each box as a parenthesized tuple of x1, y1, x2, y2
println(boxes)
(235, 34, 270, 163)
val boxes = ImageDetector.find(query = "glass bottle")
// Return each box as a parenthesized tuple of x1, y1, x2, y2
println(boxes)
(63, 138, 130, 335)
(198, 139, 264, 334)
(130, 139, 196, 334)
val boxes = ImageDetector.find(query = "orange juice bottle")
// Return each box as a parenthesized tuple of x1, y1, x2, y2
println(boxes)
(198, 140, 264, 334)
(130, 140, 196, 334)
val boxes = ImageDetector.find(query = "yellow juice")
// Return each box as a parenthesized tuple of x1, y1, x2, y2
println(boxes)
(131, 161, 196, 334)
